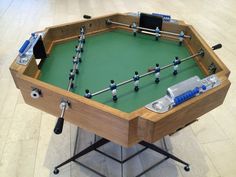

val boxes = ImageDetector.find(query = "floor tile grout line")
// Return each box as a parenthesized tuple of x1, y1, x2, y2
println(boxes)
(190, 117, 230, 144)
(211, 111, 236, 141)
(189, 125, 223, 176)
(0, 95, 20, 162)
(0, 0, 14, 19)
(32, 111, 43, 177)
(200, 143, 222, 177)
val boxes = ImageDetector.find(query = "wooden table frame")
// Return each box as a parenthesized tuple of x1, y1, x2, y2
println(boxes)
(10, 13, 231, 147)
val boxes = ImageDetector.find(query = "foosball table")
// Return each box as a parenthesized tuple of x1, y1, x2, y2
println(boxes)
(10, 12, 230, 176)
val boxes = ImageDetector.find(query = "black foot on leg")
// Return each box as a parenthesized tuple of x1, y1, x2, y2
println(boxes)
(113, 96, 118, 102)
(155, 78, 160, 83)
(184, 165, 190, 172)
(133, 32, 136, 36)
(134, 86, 139, 92)
(76, 69, 79, 74)
(173, 70, 178, 76)
(71, 82, 74, 89)
(179, 41, 182, 46)
(53, 168, 59, 175)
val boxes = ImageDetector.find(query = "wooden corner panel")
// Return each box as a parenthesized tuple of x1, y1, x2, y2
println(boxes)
(137, 75, 230, 143)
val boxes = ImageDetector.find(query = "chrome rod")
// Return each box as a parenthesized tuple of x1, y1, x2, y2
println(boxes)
(60, 105, 66, 118)
(58, 30, 85, 120)
(108, 20, 191, 38)
(91, 51, 202, 97)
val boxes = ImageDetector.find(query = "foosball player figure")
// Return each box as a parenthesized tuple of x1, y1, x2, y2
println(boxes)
(69, 71, 75, 88)
(110, 80, 118, 102)
(74, 51, 82, 63)
(80, 28, 85, 43)
(76, 44, 83, 53)
(179, 31, 185, 46)
(72, 57, 79, 74)
(78, 35, 84, 50)
(131, 22, 137, 36)
(77, 35, 84, 52)
(84, 89, 92, 99)
(78, 35, 83, 43)
(173, 57, 181, 75)
(155, 27, 161, 40)
(154, 63, 160, 83)
(82, 34, 85, 44)
(133, 71, 140, 92)
(80, 42, 84, 52)
(69, 71, 75, 80)
(78, 52, 82, 63)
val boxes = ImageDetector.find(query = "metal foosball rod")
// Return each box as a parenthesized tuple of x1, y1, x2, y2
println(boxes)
(91, 44, 222, 97)
(106, 19, 191, 38)
(54, 28, 85, 135)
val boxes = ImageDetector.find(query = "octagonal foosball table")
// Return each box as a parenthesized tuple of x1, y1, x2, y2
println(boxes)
(10, 12, 230, 176)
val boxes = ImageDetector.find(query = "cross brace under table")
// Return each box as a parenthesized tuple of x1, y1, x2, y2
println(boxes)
(53, 129, 190, 177)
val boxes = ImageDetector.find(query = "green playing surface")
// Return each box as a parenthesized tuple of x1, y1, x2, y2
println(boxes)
(39, 29, 204, 113)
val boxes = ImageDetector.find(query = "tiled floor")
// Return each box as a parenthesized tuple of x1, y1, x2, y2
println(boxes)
(0, 0, 236, 177)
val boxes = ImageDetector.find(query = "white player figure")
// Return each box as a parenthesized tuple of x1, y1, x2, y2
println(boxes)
(81, 28, 85, 43)
(155, 27, 161, 40)
(72, 56, 79, 74)
(75, 46, 82, 63)
(82, 34, 85, 44)
(79, 35, 82, 43)
(84, 89, 92, 99)
(76, 43, 83, 53)
(132, 22, 137, 36)
(133, 71, 140, 91)
(80, 40, 84, 52)
(110, 80, 118, 101)
(173, 57, 181, 75)
(179, 31, 185, 46)
(154, 63, 160, 83)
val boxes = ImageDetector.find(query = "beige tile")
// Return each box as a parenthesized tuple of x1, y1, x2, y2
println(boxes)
(143, 162, 183, 177)
(170, 127, 220, 177)
(0, 139, 38, 177)
(210, 107, 236, 139)
(7, 104, 41, 142)
(0, 139, 5, 161)
(0, 87, 19, 118)
(223, 89, 236, 108)
(138, 149, 184, 177)
(33, 114, 71, 177)
(16, 93, 25, 105)
(191, 114, 228, 144)
(231, 136, 236, 146)
(0, 66, 3, 78)
(0, 0, 13, 16)
(203, 140, 236, 177)
(0, 117, 12, 140)
(0, 79, 10, 111)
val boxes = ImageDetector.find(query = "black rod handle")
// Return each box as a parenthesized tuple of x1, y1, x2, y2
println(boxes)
(83, 15, 91, 19)
(54, 117, 64, 134)
(212, 44, 222, 50)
